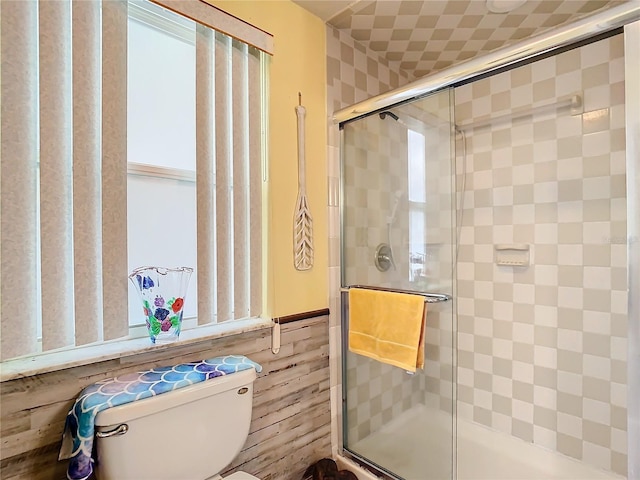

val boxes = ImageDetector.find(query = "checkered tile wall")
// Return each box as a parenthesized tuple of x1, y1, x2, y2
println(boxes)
(328, 0, 624, 79)
(454, 34, 627, 476)
(326, 25, 415, 451)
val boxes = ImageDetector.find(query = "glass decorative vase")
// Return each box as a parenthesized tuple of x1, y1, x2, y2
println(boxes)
(129, 266, 193, 344)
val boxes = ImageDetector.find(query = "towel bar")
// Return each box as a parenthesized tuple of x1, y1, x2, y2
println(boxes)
(340, 285, 451, 304)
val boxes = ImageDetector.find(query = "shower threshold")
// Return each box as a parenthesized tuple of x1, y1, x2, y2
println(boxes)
(349, 405, 623, 480)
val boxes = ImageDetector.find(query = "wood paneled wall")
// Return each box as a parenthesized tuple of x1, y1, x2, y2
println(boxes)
(0, 316, 331, 480)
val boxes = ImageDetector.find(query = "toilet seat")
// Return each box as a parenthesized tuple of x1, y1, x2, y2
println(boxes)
(210, 472, 260, 480)
(226, 472, 260, 480)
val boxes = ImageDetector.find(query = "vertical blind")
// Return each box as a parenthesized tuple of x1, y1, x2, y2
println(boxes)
(0, 0, 272, 361)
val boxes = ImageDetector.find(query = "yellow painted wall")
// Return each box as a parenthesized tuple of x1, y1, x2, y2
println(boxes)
(208, 0, 328, 318)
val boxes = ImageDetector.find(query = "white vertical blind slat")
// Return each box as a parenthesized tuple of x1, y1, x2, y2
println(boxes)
(0, 0, 39, 360)
(248, 48, 263, 318)
(72, 0, 103, 345)
(101, 0, 129, 340)
(232, 41, 249, 319)
(196, 25, 216, 326)
(39, 0, 75, 351)
(215, 33, 232, 323)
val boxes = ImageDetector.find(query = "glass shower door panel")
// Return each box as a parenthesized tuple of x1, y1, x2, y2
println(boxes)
(341, 88, 455, 480)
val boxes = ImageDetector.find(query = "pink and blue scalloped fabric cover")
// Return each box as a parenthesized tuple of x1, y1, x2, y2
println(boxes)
(58, 355, 262, 480)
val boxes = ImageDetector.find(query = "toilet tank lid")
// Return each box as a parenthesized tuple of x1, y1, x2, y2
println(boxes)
(95, 367, 257, 426)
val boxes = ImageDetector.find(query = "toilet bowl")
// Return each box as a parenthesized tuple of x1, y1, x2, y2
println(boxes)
(94, 367, 260, 480)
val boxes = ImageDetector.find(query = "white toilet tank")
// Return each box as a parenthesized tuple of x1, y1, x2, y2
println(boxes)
(94, 367, 257, 480)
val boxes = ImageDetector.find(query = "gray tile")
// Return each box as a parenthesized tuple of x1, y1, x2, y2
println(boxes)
(557, 433, 583, 460)
(557, 391, 583, 416)
(512, 419, 533, 443)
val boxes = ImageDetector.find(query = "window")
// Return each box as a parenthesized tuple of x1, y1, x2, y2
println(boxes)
(0, 0, 272, 361)
(408, 129, 427, 283)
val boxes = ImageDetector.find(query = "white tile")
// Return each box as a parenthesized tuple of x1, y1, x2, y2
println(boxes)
(533, 182, 558, 203)
(558, 286, 583, 309)
(534, 345, 557, 369)
(583, 130, 611, 157)
(611, 244, 626, 268)
(558, 244, 583, 265)
(583, 177, 611, 200)
(534, 223, 558, 244)
(533, 139, 557, 162)
(513, 283, 535, 304)
(458, 332, 474, 351)
(583, 266, 612, 290)
(583, 221, 610, 245)
(583, 311, 611, 335)
(557, 157, 583, 180)
(610, 197, 626, 221)
(582, 442, 611, 472)
(512, 360, 534, 384)
(458, 297, 475, 316)
(533, 425, 557, 451)
(472, 170, 493, 190)
(493, 338, 513, 360)
(557, 370, 583, 396)
(474, 245, 494, 263)
(474, 352, 493, 374)
(611, 290, 627, 314)
(511, 85, 534, 109)
(458, 366, 475, 387)
(535, 265, 557, 286)
(583, 85, 611, 112)
(472, 95, 492, 118)
(474, 388, 493, 410)
(492, 375, 513, 397)
(610, 151, 626, 175)
(492, 412, 513, 435)
(557, 200, 584, 223)
(534, 305, 558, 327)
(512, 164, 535, 185)
(474, 280, 493, 299)
(611, 427, 627, 454)
(494, 224, 514, 242)
(583, 397, 610, 425)
(493, 300, 514, 321)
(512, 397, 534, 422)
(583, 354, 611, 381)
(513, 323, 535, 343)
(610, 382, 626, 408)
(492, 147, 512, 169)
(493, 186, 513, 206)
(580, 39, 609, 68)
(555, 71, 581, 97)
(557, 329, 583, 353)
(557, 412, 583, 438)
(610, 337, 627, 361)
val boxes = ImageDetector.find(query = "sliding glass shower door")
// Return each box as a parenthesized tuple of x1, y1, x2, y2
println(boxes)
(340, 88, 456, 480)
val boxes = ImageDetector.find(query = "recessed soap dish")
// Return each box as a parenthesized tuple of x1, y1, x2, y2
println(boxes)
(495, 244, 530, 267)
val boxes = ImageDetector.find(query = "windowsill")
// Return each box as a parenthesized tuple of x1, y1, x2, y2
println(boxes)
(0, 317, 272, 383)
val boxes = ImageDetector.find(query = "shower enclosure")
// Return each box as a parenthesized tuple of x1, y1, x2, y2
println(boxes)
(341, 89, 456, 479)
(338, 6, 639, 480)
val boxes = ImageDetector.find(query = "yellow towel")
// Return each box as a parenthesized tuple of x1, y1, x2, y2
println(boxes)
(348, 288, 427, 372)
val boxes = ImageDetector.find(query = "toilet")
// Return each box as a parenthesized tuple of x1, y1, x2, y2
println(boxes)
(93, 367, 260, 480)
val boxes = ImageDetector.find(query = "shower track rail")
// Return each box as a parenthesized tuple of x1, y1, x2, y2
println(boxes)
(340, 285, 451, 304)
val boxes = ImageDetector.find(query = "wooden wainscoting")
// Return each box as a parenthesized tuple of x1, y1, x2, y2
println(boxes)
(0, 315, 331, 480)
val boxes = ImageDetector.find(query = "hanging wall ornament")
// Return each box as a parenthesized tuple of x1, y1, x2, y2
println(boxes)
(293, 92, 314, 271)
